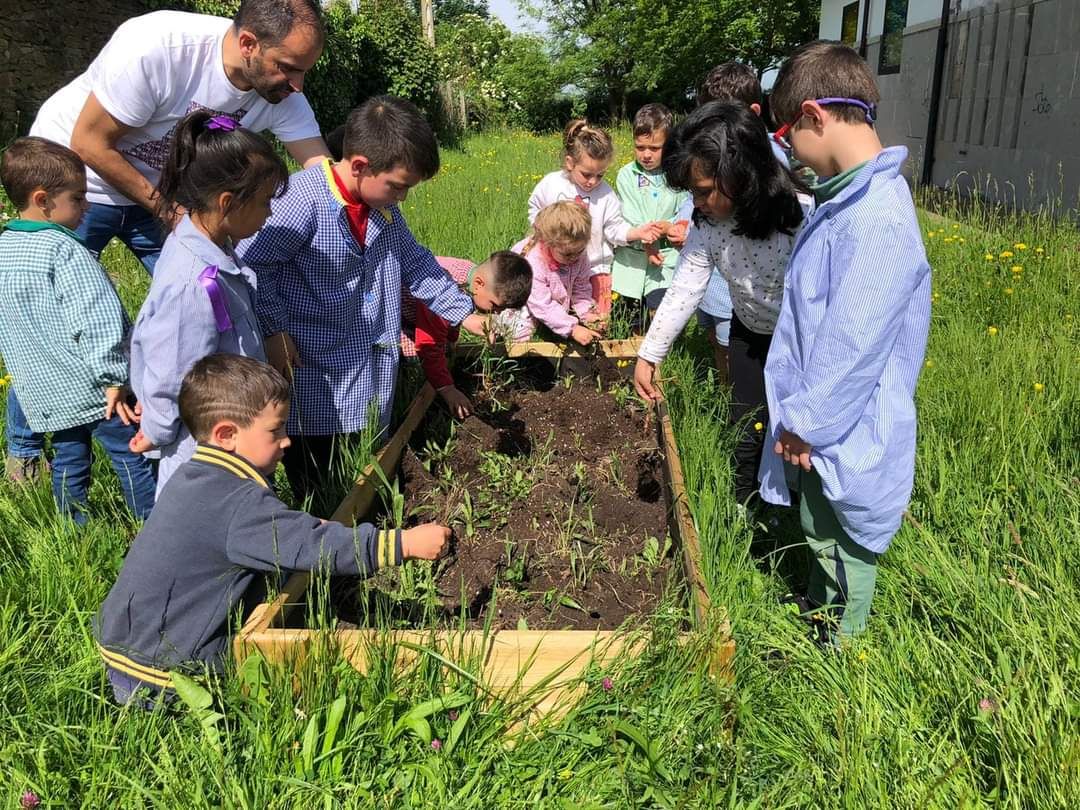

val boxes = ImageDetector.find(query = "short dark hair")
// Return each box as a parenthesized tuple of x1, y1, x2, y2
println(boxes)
(698, 62, 762, 107)
(770, 40, 881, 127)
(179, 354, 291, 442)
(662, 102, 805, 240)
(633, 103, 674, 138)
(484, 251, 533, 310)
(342, 96, 440, 179)
(155, 109, 290, 224)
(0, 137, 85, 210)
(234, 0, 324, 46)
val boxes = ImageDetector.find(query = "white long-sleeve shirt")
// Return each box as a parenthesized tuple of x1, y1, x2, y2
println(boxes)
(527, 170, 631, 276)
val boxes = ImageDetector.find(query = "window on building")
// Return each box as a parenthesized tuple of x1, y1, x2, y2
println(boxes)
(878, 0, 909, 74)
(841, 2, 859, 47)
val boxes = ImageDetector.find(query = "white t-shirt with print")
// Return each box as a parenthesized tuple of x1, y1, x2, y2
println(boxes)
(31, 11, 321, 206)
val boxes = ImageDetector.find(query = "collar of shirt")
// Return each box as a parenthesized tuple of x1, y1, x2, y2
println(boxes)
(4, 218, 85, 243)
(628, 161, 663, 181)
(174, 213, 254, 290)
(322, 159, 394, 249)
(814, 147, 907, 213)
(191, 444, 270, 488)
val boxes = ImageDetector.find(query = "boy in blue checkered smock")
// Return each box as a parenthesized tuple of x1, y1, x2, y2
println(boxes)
(0, 137, 156, 524)
(239, 96, 484, 502)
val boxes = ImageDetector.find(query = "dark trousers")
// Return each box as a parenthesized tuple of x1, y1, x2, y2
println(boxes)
(728, 314, 773, 505)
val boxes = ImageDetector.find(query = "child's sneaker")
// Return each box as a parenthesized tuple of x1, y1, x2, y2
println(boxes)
(5, 454, 44, 484)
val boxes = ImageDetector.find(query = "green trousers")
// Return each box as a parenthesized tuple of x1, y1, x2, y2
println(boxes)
(799, 468, 879, 639)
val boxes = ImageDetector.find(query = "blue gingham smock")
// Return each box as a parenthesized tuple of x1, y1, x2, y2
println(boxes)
(758, 147, 931, 554)
(238, 161, 473, 437)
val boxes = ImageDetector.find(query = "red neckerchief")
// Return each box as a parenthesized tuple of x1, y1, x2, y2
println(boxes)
(330, 164, 371, 248)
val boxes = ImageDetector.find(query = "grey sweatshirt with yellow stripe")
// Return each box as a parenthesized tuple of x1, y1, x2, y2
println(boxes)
(95, 445, 401, 685)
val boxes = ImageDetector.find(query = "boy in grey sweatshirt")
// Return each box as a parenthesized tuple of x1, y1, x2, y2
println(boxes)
(95, 353, 448, 706)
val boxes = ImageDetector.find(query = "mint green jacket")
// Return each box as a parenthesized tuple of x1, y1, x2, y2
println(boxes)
(611, 161, 689, 299)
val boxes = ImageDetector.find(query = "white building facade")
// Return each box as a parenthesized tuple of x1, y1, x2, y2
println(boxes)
(817, 0, 1080, 208)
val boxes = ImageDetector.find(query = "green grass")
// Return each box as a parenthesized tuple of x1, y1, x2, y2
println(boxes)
(1, 130, 1078, 807)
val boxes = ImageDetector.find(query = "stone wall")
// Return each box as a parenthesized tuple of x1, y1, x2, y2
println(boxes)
(0, 0, 151, 144)
(863, 0, 1080, 208)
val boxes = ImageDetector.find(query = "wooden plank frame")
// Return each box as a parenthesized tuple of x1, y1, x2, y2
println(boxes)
(234, 338, 733, 723)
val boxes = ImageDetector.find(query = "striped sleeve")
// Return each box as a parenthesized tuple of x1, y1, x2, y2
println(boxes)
(224, 484, 402, 576)
(778, 221, 927, 448)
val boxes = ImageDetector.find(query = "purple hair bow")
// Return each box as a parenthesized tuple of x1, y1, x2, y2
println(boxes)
(205, 115, 240, 132)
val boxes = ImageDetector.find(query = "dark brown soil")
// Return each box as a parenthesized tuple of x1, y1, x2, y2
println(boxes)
(342, 356, 677, 631)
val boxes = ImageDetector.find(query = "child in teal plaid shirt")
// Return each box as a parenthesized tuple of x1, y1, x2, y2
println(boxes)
(0, 137, 156, 524)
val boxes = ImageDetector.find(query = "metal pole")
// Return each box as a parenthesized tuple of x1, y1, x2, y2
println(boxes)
(921, 0, 953, 187)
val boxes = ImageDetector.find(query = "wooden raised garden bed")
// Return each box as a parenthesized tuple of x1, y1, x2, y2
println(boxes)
(235, 338, 733, 722)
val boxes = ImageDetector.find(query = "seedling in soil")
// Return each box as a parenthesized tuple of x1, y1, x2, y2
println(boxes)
(370, 462, 406, 527)
(561, 373, 575, 390)
(421, 425, 457, 475)
(542, 588, 586, 614)
(639, 533, 673, 573)
(502, 541, 527, 586)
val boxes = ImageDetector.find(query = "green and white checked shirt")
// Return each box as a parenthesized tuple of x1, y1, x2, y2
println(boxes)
(0, 220, 129, 432)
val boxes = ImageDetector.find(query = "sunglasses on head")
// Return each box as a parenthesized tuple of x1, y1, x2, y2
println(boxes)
(772, 97, 877, 151)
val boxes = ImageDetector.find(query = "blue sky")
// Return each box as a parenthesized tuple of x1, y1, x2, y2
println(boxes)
(487, 0, 546, 35)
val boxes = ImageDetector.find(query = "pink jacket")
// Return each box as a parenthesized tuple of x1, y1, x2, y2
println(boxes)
(510, 237, 595, 340)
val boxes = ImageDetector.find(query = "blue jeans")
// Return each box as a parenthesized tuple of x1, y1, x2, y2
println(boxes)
(5, 388, 41, 459)
(51, 414, 156, 525)
(77, 202, 164, 275)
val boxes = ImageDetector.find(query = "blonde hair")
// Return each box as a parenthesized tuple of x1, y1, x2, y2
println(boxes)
(562, 119, 614, 163)
(521, 201, 591, 257)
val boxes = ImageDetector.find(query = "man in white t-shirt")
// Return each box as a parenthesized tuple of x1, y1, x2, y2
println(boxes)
(30, 0, 329, 274)
(8, 0, 330, 483)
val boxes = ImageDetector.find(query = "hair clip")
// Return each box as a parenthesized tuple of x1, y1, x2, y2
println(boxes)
(205, 115, 240, 132)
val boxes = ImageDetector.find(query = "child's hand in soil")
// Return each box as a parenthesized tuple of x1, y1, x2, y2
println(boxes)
(402, 524, 451, 560)
(571, 323, 602, 346)
(633, 357, 663, 401)
(439, 385, 473, 419)
(582, 312, 607, 333)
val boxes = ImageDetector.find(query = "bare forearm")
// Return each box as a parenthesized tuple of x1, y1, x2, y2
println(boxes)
(77, 144, 158, 210)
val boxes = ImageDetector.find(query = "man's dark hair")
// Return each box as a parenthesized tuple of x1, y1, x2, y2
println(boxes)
(698, 62, 762, 107)
(485, 250, 533, 310)
(0, 137, 85, 210)
(633, 103, 674, 138)
(663, 102, 805, 240)
(342, 96, 440, 179)
(770, 40, 881, 127)
(154, 110, 290, 224)
(179, 354, 291, 442)
(234, 0, 324, 46)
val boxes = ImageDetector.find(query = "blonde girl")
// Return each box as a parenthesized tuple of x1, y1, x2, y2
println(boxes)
(504, 201, 604, 346)
(527, 120, 664, 316)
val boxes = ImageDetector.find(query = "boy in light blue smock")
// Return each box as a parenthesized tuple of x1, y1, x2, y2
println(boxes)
(239, 96, 483, 503)
(759, 42, 931, 643)
(129, 111, 290, 495)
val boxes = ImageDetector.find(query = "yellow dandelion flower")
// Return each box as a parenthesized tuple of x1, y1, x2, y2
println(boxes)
(1004, 287, 1014, 295)
(1033, 383, 1045, 393)
(610, 292, 619, 301)
(481, 186, 489, 193)
(1014, 243, 1027, 250)
(1066, 313, 1073, 321)
(1011, 265, 1023, 273)
(952, 224, 960, 230)
(999, 250, 1014, 259)
(926, 230, 935, 238)
(984, 253, 995, 261)
(858, 650, 869, 662)
(959, 237, 966, 243)
(1035, 246, 1044, 254)
(754, 421, 764, 431)
(987, 326, 998, 336)
(924, 359, 934, 368)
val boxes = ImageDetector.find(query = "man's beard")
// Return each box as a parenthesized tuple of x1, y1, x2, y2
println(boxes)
(245, 54, 293, 104)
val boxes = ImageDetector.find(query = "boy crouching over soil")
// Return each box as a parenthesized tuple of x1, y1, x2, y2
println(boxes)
(402, 250, 533, 419)
(95, 354, 449, 708)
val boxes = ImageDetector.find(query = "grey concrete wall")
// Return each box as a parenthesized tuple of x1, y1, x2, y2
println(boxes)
(866, 0, 1080, 209)
(0, 0, 151, 145)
